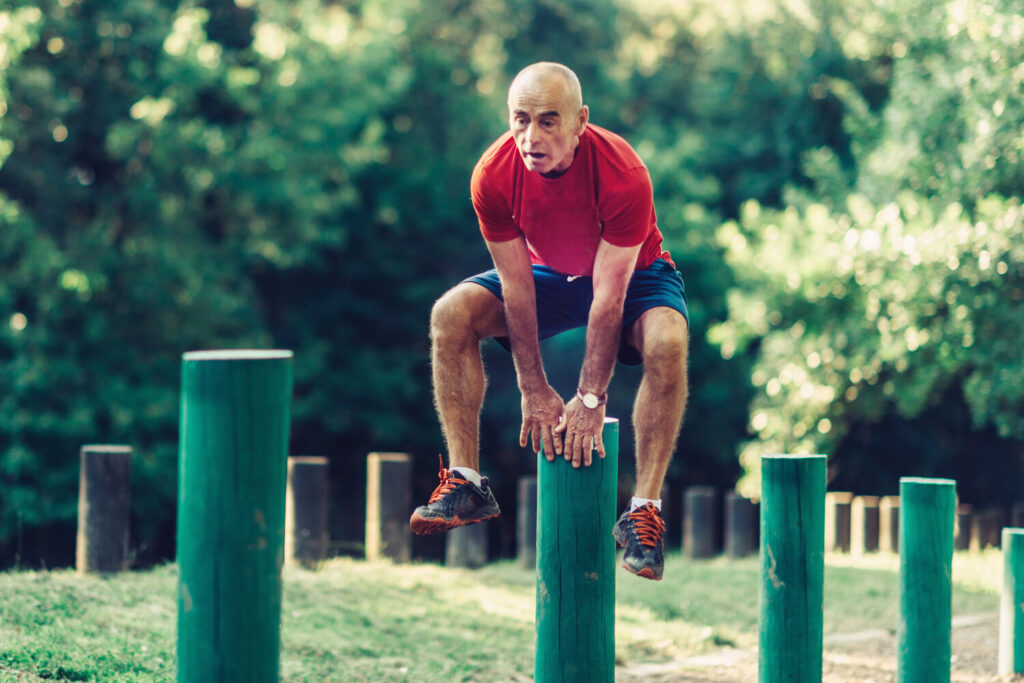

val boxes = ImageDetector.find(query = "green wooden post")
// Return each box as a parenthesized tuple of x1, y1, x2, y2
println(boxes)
(535, 417, 619, 683)
(999, 528, 1024, 674)
(758, 454, 826, 683)
(898, 477, 956, 683)
(176, 350, 294, 683)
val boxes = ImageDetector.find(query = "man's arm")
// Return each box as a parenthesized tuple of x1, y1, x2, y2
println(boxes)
(485, 236, 566, 458)
(556, 238, 642, 467)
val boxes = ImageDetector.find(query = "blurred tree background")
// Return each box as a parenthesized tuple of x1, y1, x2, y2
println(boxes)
(0, 0, 1021, 568)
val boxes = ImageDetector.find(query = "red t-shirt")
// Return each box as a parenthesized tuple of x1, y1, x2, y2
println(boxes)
(470, 124, 673, 276)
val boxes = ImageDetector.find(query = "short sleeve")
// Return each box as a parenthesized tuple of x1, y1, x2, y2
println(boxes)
(599, 166, 654, 247)
(471, 160, 520, 243)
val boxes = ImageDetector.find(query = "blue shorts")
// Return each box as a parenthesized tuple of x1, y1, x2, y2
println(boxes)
(464, 258, 689, 366)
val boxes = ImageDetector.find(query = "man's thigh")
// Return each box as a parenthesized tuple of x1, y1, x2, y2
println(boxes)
(624, 306, 690, 364)
(619, 260, 690, 365)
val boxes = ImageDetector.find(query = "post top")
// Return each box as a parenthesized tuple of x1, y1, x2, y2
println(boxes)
(80, 444, 132, 454)
(762, 453, 827, 460)
(899, 476, 956, 486)
(289, 456, 329, 465)
(603, 417, 619, 424)
(368, 452, 410, 462)
(183, 349, 293, 361)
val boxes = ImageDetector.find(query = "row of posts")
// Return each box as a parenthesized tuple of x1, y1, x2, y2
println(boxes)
(73, 351, 1024, 681)
(75, 450, 761, 574)
(76, 449, 1019, 574)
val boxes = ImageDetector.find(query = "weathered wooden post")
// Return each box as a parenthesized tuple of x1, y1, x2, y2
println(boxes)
(898, 477, 956, 683)
(955, 503, 973, 551)
(988, 508, 1008, 548)
(517, 476, 538, 569)
(825, 491, 853, 553)
(759, 454, 826, 683)
(365, 452, 411, 562)
(285, 456, 329, 569)
(684, 486, 717, 559)
(446, 523, 488, 568)
(999, 528, 1024, 674)
(851, 495, 880, 555)
(969, 511, 987, 551)
(724, 490, 757, 558)
(1012, 503, 1024, 528)
(880, 495, 900, 553)
(76, 444, 132, 574)
(535, 418, 618, 683)
(177, 349, 293, 683)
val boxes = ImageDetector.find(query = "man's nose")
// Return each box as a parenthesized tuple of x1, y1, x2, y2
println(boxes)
(525, 121, 541, 144)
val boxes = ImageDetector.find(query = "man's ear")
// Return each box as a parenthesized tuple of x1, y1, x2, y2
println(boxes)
(576, 105, 590, 135)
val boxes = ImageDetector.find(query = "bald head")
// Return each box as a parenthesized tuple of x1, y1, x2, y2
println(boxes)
(508, 62, 583, 112)
(506, 62, 589, 177)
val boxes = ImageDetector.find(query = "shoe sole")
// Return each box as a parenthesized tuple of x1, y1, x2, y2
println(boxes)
(409, 510, 500, 536)
(621, 562, 663, 581)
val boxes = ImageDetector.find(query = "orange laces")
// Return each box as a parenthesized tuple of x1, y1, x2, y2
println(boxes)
(628, 503, 665, 547)
(428, 454, 470, 503)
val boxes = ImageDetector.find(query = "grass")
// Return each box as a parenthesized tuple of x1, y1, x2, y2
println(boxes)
(0, 550, 1002, 682)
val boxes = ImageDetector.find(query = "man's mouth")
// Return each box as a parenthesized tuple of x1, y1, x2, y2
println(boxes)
(524, 151, 546, 160)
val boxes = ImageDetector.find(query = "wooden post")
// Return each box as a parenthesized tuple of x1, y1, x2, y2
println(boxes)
(999, 528, 1024, 674)
(365, 452, 411, 562)
(446, 523, 488, 568)
(955, 504, 973, 551)
(76, 445, 132, 574)
(535, 418, 618, 683)
(759, 455, 826, 683)
(285, 456, 329, 569)
(824, 491, 854, 553)
(517, 476, 537, 569)
(176, 349, 293, 683)
(880, 495, 900, 553)
(988, 508, 1008, 548)
(970, 510, 991, 551)
(724, 490, 757, 558)
(684, 486, 717, 559)
(898, 477, 956, 683)
(851, 495, 880, 555)
(1012, 503, 1024, 528)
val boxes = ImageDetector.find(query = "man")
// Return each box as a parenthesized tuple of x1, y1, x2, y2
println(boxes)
(409, 62, 689, 581)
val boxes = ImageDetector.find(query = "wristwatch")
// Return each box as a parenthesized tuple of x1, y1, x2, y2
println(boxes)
(576, 388, 608, 409)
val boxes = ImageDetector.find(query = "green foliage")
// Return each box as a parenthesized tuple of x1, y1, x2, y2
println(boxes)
(847, 0, 1024, 205)
(711, 0, 1024, 496)
(714, 194, 1024, 495)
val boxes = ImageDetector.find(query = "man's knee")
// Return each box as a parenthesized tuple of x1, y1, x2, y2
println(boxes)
(637, 310, 689, 377)
(430, 284, 504, 344)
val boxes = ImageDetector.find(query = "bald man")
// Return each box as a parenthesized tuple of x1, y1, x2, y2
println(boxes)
(410, 62, 689, 580)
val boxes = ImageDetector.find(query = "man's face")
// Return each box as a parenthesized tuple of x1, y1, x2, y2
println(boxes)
(507, 75, 588, 177)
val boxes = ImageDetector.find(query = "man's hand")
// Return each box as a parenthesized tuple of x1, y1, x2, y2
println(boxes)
(520, 385, 566, 459)
(554, 395, 606, 468)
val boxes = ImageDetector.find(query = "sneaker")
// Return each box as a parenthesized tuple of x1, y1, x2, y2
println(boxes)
(409, 455, 501, 535)
(612, 502, 666, 580)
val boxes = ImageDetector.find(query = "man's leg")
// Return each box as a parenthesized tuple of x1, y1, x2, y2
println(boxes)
(611, 306, 688, 579)
(410, 283, 507, 535)
(627, 306, 689, 498)
(429, 283, 507, 471)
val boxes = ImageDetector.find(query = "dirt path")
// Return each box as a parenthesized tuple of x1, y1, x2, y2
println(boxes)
(617, 612, 1023, 682)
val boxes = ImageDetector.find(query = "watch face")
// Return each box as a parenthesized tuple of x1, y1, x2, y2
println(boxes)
(582, 393, 599, 409)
